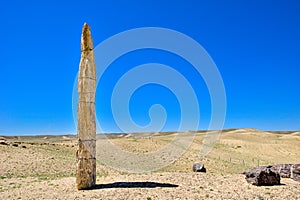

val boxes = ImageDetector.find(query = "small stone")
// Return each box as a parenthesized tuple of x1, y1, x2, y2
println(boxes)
(12, 144, 18, 147)
(193, 163, 206, 173)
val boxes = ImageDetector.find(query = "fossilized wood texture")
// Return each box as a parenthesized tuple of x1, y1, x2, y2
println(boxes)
(76, 23, 96, 190)
(243, 166, 281, 186)
(271, 164, 293, 178)
(291, 164, 300, 182)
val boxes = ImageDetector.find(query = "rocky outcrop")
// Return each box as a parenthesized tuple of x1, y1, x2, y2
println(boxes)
(193, 163, 206, 173)
(244, 166, 280, 186)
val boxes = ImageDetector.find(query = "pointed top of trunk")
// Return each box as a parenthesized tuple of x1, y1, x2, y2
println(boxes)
(81, 23, 94, 52)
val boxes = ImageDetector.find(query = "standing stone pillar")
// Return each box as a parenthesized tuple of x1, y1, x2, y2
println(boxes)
(76, 23, 96, 190)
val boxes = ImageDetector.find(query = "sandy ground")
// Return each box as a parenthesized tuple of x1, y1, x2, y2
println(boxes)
(0, 128, 299, 199)
(0, 173, 299, 200)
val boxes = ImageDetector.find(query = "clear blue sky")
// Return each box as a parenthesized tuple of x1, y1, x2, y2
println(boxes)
(0, 0, 299, 135)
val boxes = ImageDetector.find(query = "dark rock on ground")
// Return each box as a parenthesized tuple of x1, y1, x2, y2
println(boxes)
(12, 143, 18, 147)
(244, 166, 280, 186)
(193, 163, 206, 173)
(0, 141, 8, 145)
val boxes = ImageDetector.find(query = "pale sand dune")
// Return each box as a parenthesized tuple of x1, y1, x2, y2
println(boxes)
(224, 128, 274, 136)
(291, 131, 300, 136)
(124, 134, 133, 138)
(0, 129, 299, 199)
(0, 136, 6, 141)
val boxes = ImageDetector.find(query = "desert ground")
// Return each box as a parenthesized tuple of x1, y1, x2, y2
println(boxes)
(0, 128, 299, 199)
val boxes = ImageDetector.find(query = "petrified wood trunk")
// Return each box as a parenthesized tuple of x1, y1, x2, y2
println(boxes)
(76, 23, 96, 190)
(291, 164, 300, 182)
(244, 166, 280, 186)
(244, 164, 300, 182)
(271, 164, 293, 178)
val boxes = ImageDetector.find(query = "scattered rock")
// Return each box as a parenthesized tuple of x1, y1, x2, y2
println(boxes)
(21, 145, 26, 148)
(193, 163, 206, 173)
(244, 166, 280, 186)
(291, 164, 300, 182)
(0, 141, 8, 145)
(12, 143, 18, 147)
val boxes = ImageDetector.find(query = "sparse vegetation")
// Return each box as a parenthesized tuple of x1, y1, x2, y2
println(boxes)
(257, 195, 264, 200)
(97, 172, 109, 178)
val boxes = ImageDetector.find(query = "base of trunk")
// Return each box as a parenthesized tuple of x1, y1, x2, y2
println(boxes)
(76, 158, 96, 190)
